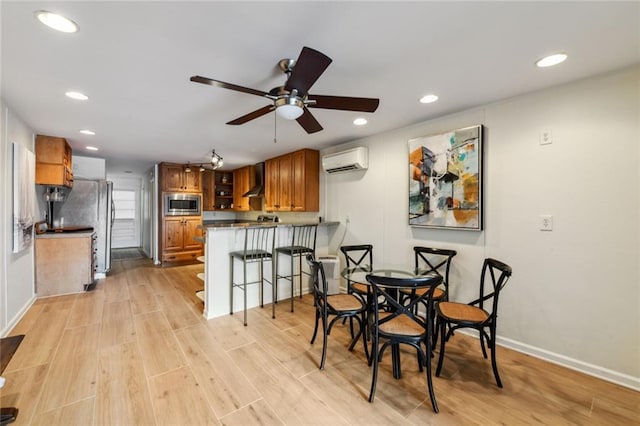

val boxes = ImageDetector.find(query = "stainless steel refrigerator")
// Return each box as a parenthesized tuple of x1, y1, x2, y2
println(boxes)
(53, 179, 114, 275)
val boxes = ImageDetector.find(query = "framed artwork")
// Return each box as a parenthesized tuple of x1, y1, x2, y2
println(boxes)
(13, 143, 36, 252)
(408, 125, 483, 230)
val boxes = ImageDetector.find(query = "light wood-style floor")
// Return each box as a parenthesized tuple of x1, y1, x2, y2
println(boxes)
(2, 258, 638, 425)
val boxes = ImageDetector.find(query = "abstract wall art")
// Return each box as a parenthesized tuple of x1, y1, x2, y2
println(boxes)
(408, 125, 483, 230)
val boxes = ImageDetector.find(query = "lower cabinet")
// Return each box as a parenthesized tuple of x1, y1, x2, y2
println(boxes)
(162, 216, 203, 263)
(35, 233, 96, 296)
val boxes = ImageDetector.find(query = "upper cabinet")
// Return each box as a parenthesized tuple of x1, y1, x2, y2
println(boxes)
(35, 135, 74, 188)
(201, 169, 215, 211)
(160, 163, 201, 193)
(265, 149, 319, 212)
(233, 165, 255, 211)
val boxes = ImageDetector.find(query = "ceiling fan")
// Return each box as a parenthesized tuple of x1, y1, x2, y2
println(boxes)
(190, 46, 380, 134)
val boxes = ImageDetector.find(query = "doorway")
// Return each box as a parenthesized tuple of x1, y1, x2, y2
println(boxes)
(112, 189, 139, 248)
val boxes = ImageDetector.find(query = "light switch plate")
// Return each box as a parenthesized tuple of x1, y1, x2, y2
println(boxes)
(540, 215, 553, 231)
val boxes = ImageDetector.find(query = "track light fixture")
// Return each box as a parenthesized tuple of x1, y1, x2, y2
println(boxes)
(210, 150, 224, 170)
(187, 149, 224, 172)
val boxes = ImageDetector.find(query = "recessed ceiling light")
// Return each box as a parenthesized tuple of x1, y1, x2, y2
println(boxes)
(86, 146, 98, 151)
(65, 91, 88, 100)
(80, 129, 95, 135)
(124, 170, 133, 174)
(34, 11, 78, 33)
(420, 94, 439, 104)
(536, 53, 568, 68)
(353, 118, 368, 126)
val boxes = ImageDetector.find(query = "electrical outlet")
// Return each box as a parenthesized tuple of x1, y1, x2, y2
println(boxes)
(539, 215, 553, 231)
(540, 129, 553, 145)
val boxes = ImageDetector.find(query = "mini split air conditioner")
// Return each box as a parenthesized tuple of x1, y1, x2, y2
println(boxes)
(317, 255, 340, 295)
(322, 147, 368, 174)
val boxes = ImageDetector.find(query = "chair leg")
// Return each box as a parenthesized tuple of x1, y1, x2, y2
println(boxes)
(436, 318, 447, 377)
(259, 260, 264, 308)
(298, 254, 303, 299)
(310, 309, 320, 344)
(290, 254, 295, 312)
(479, 330, 488, 359)
(368, 333, 379, 402)
(272, 259, 276, 319)
(320, 311, 328, 370)
(424, 342, 439, 413)
(229, 256, 234, 315)
(490, 326, 503, 388)
(243, 260, 248, 326)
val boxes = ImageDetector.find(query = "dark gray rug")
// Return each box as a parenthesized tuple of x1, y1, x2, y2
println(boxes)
(112, 248, 146, 260)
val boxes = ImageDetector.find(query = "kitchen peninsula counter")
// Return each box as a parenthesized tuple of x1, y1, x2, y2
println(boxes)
(198, 220, 339, 319)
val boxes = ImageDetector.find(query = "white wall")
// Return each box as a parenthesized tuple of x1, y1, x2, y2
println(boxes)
(323, 66, 640, 388)
(1, 100, 37, 336)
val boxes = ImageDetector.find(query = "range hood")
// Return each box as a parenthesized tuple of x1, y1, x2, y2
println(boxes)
(243, 162, 265, 197)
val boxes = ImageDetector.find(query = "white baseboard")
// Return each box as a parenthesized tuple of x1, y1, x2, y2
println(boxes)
(455, 330, 640, 392)
(1, 295, 36, 337)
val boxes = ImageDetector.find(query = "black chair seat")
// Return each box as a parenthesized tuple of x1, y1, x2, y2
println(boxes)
(230, 249, 273, 261)
(275, 245, 314, 256)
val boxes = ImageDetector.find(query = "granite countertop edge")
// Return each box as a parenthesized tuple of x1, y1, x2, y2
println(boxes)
(35, 230, 96, 238)
(200, 221, 340, 230)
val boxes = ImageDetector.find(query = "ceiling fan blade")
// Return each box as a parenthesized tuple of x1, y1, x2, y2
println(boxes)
(190, 75, 268, 97)
(296, 108, 323, 134)
(285, 47, 332, 96)
(226, 105, 275, 125)
(307, 94, 380, 112)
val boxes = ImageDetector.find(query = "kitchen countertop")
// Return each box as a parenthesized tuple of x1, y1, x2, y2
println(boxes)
(35, 230, 95, 238)
(199, 220, 339, 230)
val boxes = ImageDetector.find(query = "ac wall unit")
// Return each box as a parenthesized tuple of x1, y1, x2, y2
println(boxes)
(322, 147, 368, 174)
(317, 255, 340, 295)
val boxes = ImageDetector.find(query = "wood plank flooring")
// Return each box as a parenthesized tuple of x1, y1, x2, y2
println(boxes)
(1, 258, 638, 425)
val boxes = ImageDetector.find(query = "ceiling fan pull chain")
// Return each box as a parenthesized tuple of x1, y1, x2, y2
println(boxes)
(273, 113, 277, 143)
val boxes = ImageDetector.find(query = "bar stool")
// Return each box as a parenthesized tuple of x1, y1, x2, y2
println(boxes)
(275, 224, 317, 312)
(230, 226, 277, 326)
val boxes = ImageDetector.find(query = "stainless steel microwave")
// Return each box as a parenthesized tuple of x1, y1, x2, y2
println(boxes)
(164, 193, 201, 216)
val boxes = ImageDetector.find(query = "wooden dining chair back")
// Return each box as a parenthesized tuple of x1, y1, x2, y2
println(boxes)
(306, 255, 369, 370)
(229, 226, 277, 326)
(339, 244, 373, 299)
(366, 272, 443, 412)
(435, 258, 513, 387)
(400, 247, 457, 344)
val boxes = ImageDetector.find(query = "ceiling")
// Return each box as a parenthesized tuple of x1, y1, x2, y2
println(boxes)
(2, 2, 639, 175)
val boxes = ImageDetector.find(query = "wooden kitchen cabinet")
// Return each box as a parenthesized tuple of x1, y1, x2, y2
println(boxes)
(35, 233, 96, 296)
(162, 216, 203, 263)
(160, 163, 201, 192)
(201, 169, 215, 211)
(265, 149, 319, 212)
(35, 135, 74, 188)
(233, 165, 255, 211)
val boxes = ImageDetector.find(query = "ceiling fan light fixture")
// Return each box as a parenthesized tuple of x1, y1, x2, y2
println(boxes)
(275, 97, 304, 120)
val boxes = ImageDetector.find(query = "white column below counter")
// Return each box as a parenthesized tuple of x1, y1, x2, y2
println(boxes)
(202, 224, 334, 320)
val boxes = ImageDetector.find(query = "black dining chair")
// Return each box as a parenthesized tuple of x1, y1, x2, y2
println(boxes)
(339, 244, 373, 302)
(435, 258, 512, 387)
(400, 247, 457, 344)
(306, 255, 369, 370)
(366, 272, 443, 412)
